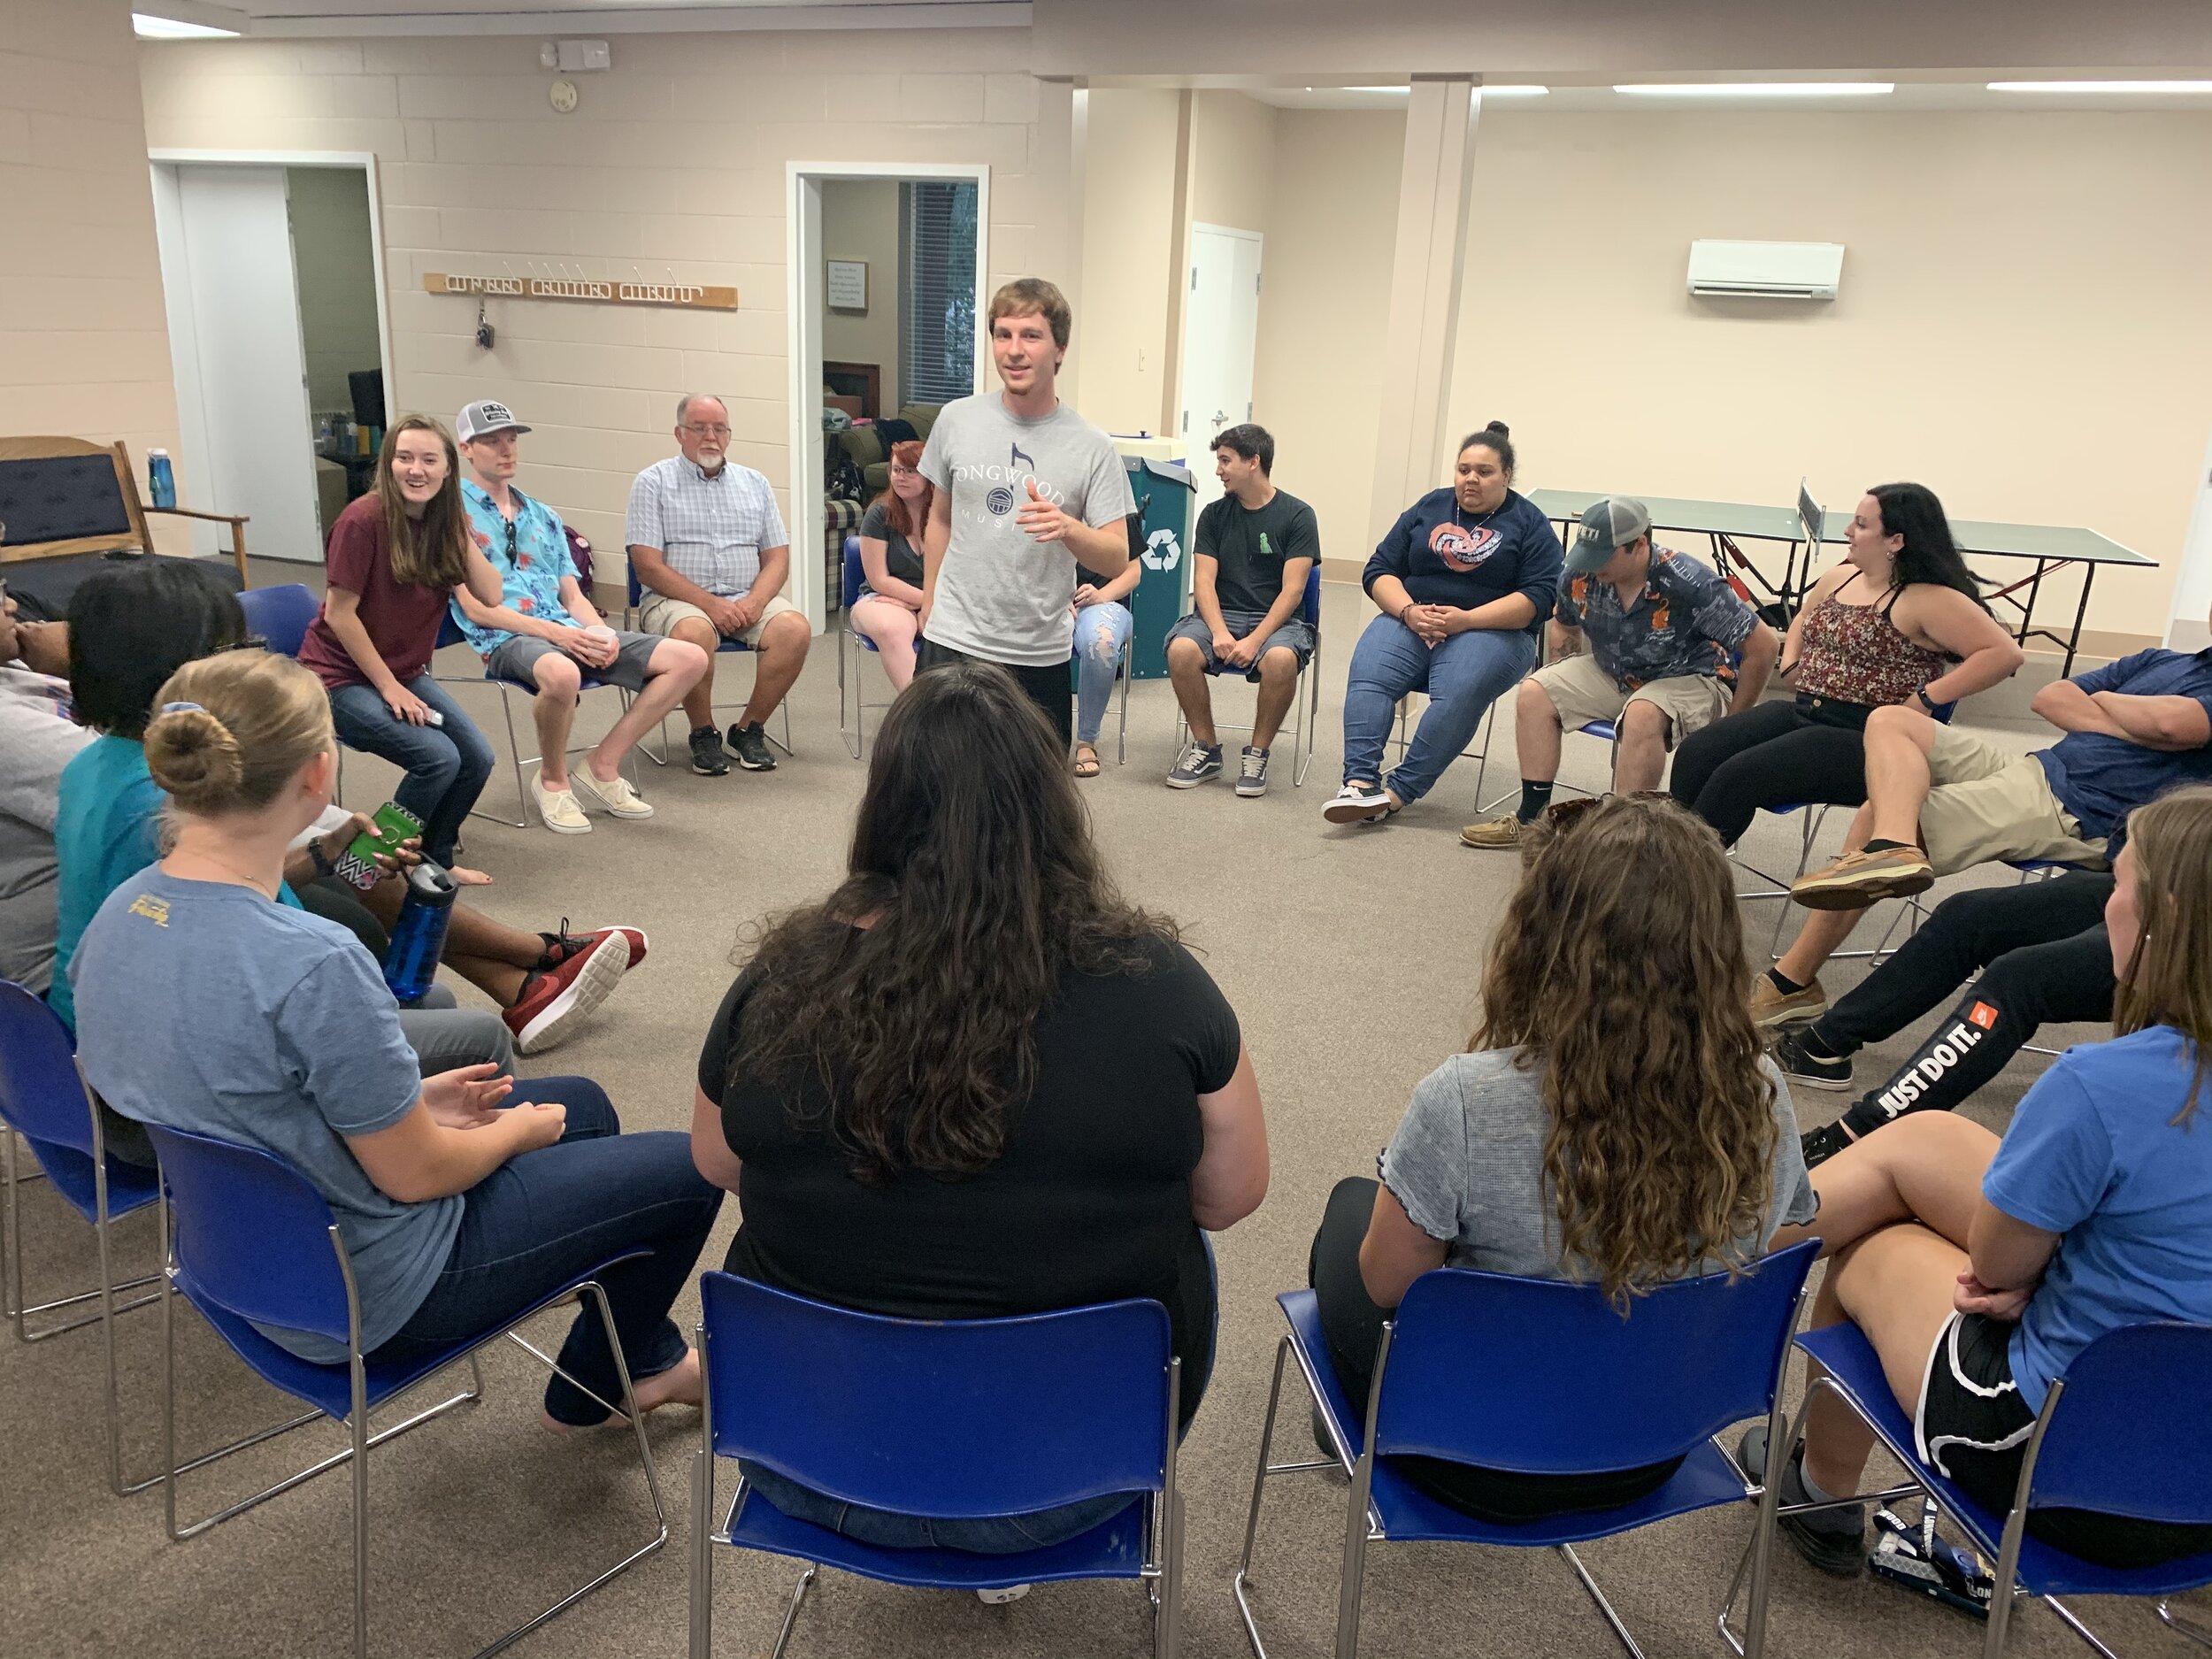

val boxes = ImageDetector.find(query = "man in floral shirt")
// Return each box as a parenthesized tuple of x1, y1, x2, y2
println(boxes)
(453, 401, 709, 834)
(1463, 496, 1778, 847)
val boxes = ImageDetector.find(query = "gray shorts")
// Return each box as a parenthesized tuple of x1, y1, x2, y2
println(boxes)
(485, 628, 660, 693)
(1165, 610, 1316, 679)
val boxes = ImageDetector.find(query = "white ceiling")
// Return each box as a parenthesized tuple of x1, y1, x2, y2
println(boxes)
(1244, 81, 2212, 114)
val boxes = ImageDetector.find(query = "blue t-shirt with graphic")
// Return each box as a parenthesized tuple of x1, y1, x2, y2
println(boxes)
(73, 866, 456, 1363)
(2032, 648, 2212, 847)
(1362, 488, 1563, 637)
(454, 479, 579, 656)
(1982, 1025, 2212, 1414)
(1555, 546, 1759, 690)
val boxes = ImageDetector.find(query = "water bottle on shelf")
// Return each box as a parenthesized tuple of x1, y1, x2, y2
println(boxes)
(147, 449, 177, 510)
(381, 861, 457, 1007)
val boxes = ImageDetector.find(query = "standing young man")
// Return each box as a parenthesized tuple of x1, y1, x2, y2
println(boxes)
(452, 402, 710, 833)
(626, 394, 812, 776)
(1163, 424, 1318, 796)
(917, 277, 1136, 747)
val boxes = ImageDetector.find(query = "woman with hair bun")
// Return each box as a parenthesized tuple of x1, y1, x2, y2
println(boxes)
(1328, 423, 1564, 827)
(72, 649, 721, 1428)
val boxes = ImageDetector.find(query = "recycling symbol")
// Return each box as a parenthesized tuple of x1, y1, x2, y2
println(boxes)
(1141, 527, 1182, 572)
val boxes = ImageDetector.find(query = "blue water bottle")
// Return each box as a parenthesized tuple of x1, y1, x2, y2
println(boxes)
(382, 862, 457, 1006)
(147, 449, 177, 510)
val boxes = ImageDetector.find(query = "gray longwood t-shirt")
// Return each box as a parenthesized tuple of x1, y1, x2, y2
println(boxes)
(918, 393, 1136, 667)
(1379, 1049, 1817, 1279)
(0, 663, 90, 994)
(73, 868, 457, 1363)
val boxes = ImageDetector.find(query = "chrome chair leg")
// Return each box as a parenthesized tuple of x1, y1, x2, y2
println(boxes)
(1559, 1543, 1648, 1659)
(765, 1565, 818, 1659)
(2160, 1600, 2212, 1650)
(2039, 1596, 2122, 1659)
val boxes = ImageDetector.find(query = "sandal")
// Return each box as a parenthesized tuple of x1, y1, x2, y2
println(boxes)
(1072, 744, 1102, 780)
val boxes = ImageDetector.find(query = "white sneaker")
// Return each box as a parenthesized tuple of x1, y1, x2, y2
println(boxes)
(532, 776, 592, 834)
(1323, 782, 1391, 825)
(570, 764, 655, 820)
(974, 1585, 1031, 1605)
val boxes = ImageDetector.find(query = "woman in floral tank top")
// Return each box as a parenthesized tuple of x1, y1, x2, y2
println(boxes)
(1669, 482, 2022, 849)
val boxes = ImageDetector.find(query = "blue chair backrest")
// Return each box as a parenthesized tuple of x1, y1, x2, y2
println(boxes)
(841, 535, 864, 611)
(142, 1124, 355, 1346)
(1301, 565, 1321, 631)
(700, 1271, 1172, 1519)
(626, 561, 643, 609)
(2024, 1321, 2212, 1525)
(0, 980, 93, 1155)
(1375, 1240, 1818, 1474)
(434, 609, 467, 651)
(237, 584, 319, 659)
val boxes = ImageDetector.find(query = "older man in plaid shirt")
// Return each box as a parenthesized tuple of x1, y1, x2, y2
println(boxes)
(626, 393, 811, 776)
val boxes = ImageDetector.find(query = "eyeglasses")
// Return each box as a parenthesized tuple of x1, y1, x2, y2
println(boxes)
(680, 422, 732, 439)
(888, 465, 920, 479)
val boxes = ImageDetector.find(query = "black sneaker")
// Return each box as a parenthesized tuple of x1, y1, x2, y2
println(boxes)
(1739, 1424, 1867, 1578)
(688, 725, 729, 776)
(727, 721, 776, 772)
(1772, 1027, 1853, 1092)
(1801, 1120, 1860, 1170)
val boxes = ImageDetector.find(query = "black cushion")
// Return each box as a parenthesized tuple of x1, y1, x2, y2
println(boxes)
(0, 455, 132, 545)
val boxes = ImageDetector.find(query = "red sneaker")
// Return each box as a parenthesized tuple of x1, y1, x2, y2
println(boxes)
(504, 932, 630, 1054)
(539, 918, 648, 972)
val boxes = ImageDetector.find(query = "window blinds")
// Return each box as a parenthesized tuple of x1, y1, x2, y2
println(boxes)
(900, 180, 979, 407)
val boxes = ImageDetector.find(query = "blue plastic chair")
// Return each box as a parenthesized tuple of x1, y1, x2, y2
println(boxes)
(1235, 1241, 1820, 1659)
(1182, 565, 1325, 787)
(836, 534, 897, 759)
(143, 1122, 669, 1659)
(426, 605, 640, 830)
(0, 981, 164, 1494)
(1733, 1317, 2212, 1658)
(689, 1271, 1185, 1659)
(236, 582, 319, 658)
(625, 563, 794, 759)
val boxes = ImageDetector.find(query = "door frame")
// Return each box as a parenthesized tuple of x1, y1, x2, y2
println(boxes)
(1177, 221, 1264, 509)
(149, 148, 395, 560)
(786, 160, 990, 634)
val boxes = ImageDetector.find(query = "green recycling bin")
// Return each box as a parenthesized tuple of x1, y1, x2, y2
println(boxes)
(1122, 454, 1195, 680)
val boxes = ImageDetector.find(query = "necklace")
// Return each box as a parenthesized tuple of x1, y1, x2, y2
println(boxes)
(1454, 499, 1502, 532)
(171, 848, 280, 899)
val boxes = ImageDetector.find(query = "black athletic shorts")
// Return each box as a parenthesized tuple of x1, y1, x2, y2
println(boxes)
(1916, 1311, 2212, 1569)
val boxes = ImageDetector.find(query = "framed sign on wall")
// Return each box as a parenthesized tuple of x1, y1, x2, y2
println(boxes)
(826, 259, 868, 312)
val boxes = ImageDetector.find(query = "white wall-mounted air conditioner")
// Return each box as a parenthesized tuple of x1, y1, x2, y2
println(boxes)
(1686, 240, 1845, 301)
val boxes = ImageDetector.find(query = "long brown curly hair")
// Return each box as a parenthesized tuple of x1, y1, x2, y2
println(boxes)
(731, 662, 1175, 1182)
(2110, 785, 2212, 1123)
(1473, 794, 1778, 1303)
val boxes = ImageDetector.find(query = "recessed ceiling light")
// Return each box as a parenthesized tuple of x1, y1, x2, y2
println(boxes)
(133, 13, 239, 36)
(1614, 81, 1894, 98)
(1479, 85, 1550, 97)
(1987, 80, 2212, 94)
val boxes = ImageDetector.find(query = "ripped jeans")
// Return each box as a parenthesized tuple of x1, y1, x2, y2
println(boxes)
(1072, 601, 1133, 747)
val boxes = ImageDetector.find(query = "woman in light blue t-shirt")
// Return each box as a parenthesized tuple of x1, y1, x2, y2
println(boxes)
(1764, 785, 2212, 1573)
(73, 648, 720, 1428)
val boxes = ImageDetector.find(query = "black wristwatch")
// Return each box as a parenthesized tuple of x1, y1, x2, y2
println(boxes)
(306, 834, 338, 879)
(1915, 687, 1938, 713)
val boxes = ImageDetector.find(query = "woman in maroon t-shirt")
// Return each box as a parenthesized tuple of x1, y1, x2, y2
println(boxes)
(300, 417, 504, 881)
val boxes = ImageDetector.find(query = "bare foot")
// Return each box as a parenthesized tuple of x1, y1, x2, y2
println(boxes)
(449, 864, 495, 887)
(541, 1345, 701, 1435)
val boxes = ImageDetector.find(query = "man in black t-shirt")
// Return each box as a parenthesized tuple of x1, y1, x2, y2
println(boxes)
(1164, 425, 1319, 797)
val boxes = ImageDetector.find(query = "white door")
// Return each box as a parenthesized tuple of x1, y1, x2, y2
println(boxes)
(157, 165, 322, 563)
(1179, 224, 1263, 513)
(2169, 422, 2212, 652)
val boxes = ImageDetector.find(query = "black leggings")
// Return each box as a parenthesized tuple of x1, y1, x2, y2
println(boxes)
(1809, 874, 2117, 1138)
(1669, 697, 1874, 848)
(916, 636, 1071, 749)
(1308, 1178, 1680, 1525)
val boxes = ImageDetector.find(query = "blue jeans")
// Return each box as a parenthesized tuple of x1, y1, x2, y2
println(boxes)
(1071, 601, 1133, 747)
(327, 676, 495, 868)
(366, 1079, 724, 1426)
(741, 1233, 1219, 1555)
(1341, 617, 1537, 804)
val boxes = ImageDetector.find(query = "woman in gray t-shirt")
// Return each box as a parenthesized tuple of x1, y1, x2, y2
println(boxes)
(1309, 793, 1816, 1524)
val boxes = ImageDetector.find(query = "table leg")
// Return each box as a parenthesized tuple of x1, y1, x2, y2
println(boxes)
(2017, 557, 2050, 649)
(2062, 564, 2096, 677)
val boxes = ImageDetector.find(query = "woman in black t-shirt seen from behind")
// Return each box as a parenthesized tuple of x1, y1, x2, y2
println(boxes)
(689, 660, 1269, 1554)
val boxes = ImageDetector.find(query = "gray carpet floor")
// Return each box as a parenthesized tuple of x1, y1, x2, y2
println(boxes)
(4, 575, 2204, 1657)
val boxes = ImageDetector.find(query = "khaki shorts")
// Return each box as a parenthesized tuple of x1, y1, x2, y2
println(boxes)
(1528, 653, 1727, 746)
(1918, 726, 2108, 876)
(636, 588, 798, 649)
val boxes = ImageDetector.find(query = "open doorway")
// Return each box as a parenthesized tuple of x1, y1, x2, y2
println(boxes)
(150, 150, 392, 565)
(787, 161, 988, 632)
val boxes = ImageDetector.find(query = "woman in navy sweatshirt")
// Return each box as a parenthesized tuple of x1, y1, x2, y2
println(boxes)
(1325, 423, 1564, 826)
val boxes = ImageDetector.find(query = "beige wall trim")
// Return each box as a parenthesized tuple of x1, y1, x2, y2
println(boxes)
(1366, 77, 1478, 547)
(1047, 81, 1088, 404)
(256, 3, 1032, 36)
